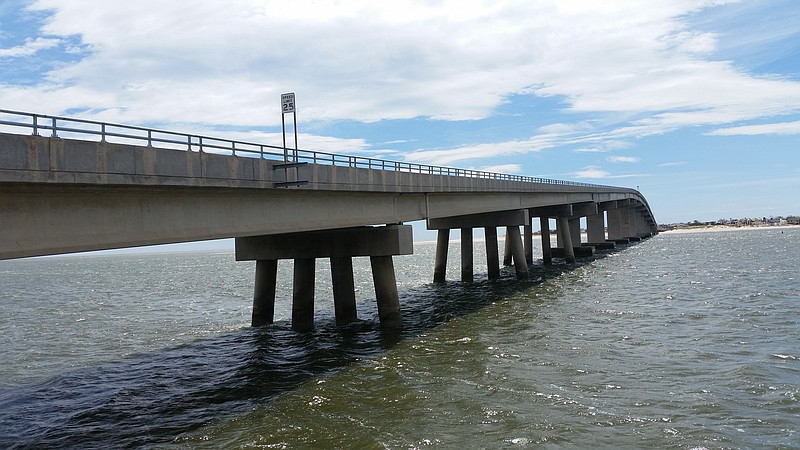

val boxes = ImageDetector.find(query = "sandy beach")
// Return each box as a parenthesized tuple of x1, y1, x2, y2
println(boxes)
(661, 224, 800, 234)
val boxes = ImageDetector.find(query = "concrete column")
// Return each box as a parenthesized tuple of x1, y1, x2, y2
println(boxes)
(461, 227, 474, 282)
(292, 258, 316, 331)
(252, 259, 278, 327)
(555, 219, 564, 248)
(539, 217, 552, 265)
(524, 221, 533, 265)
(506, 226, 529, 279)
(485, 226, 500, 280)
(502, 232, 512, 266)
(568, 217, 581, 246)
(635, 211, 648, 237)
(330, 256, 358, 326)
(586, 213, 605, 244)
(557, 217, 576, 263)
(433, 229, 450, 282)
(607, 208, 624, 241)
(621, 208, 633, 238)
(370, 256, 402, 328)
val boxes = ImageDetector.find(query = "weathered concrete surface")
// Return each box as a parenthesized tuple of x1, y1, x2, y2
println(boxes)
(235, 225, 413, 260)
(0, 133, 658, 259)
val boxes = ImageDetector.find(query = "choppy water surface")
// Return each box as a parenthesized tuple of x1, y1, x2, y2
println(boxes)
(1, 228, 798, 449)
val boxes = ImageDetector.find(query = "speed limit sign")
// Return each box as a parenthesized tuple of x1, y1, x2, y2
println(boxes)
(281, 93, 295, 113)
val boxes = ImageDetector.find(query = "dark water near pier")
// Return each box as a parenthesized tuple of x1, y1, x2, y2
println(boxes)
(1, 228, 798, 449)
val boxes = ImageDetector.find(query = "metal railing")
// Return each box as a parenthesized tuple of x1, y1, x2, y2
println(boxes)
(0, 108, 609, 188)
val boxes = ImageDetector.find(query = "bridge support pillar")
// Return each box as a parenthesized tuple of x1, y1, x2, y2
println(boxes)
(433, 229, 450, 283)
(461, 228, 474, 282)
(252, 259, 278, 326)
(569, 217, 582, 247)
(331, 256, 358, 326)
(557, 217, 576, 263)
(371, 255, 402, 328)
(485, 227, 500, 280)
(539, 217, 552, 264)
(236, 225, 412, 330)
(524, 221, 534, 265)
(506, 226, 529, 279)
(292, 258, 316, 332)
(606, 203, 629, 242)
(502, 236, 512, 266)
(586, 213, 606, 245)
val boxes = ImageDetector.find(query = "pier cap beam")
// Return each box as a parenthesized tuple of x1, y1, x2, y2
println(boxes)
(235, 225, 413, 260)
(528, 204, 573, 218)
(570, 202, 598, 217)
(426, 209, 529, 230)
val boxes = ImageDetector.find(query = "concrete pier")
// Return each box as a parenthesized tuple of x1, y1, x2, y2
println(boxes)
(236, 225, 412, 329)
(524, 222, 534, 264)
(433, 229, 450, 283)
(540, 217, 552, 264)
(292, 258, 316, 331)
(505, 226, 529, 279)
(252, 259, 278, 326)
(557, 216, 576, 263)
(503, 236, 513, 266)
(331, 256, 358, 325)
(370, 255, 402, 328)
(461, 228, 474, 282)
(568, 217, 581, 247)
(586, 213, 605, 244)
(428, 210, 529, 281)
(485, 227, 501, 280)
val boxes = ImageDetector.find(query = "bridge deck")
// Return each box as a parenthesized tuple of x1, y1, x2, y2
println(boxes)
(0, 130, 655, 260)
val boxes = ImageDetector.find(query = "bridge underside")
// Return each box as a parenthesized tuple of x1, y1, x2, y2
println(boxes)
(0, 182, 653, 260)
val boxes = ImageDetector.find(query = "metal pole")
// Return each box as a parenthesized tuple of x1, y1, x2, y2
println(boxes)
(282, 111, 287, 163)
(292, 109, 298, 162)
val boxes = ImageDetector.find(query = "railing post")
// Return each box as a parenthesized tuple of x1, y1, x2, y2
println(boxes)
(147, 130, 152, 147)
(32, 115, 39, 136)
(101, 123, 107, 142)
(51, 117, 57, 137)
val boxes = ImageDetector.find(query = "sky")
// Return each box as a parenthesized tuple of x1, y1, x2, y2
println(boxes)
(1, 0, 799, 227)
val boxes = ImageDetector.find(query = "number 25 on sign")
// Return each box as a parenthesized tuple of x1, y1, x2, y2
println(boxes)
(281, 93, 295, 114)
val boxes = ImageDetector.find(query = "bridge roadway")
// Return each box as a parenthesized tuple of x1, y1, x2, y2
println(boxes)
(0, 120, 657, 331)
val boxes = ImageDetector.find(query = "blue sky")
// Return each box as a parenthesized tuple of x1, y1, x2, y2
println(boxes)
(1, 0, 799, 225)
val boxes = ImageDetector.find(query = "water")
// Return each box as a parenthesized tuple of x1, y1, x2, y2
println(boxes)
(1, 228, 798, 449)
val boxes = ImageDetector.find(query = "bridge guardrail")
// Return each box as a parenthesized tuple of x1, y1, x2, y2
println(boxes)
(0, 108, 610, 188)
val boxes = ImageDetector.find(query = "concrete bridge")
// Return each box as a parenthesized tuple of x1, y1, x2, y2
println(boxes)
(0, 110, 657, 330)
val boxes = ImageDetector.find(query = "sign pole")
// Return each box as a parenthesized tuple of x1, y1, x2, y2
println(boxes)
(281, 110, 287, 163)
(293, 109, 298, 162)
(280, 92, 295, 163)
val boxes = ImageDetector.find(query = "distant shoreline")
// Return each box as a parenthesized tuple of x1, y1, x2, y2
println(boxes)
(661, 224, 800, 234)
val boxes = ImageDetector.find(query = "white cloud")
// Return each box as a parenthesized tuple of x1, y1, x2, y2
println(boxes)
(0, 37, 61, 57)
(607, 156, 640, 163)
(405, 131, 565, 165)
(574, 167, 610, 179)
(1, 0, 798, 166)
(707, 120, 800, 136)
(574, 148, 608, 153)
(479, 164, 522, 174)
